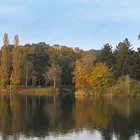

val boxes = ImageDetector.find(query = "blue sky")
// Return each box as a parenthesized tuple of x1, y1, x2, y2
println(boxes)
(0, 0, 140, 50)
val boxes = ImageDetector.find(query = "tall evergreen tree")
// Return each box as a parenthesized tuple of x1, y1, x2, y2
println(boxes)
(114, 38, 134, 78)
(98, 44, 115, 68)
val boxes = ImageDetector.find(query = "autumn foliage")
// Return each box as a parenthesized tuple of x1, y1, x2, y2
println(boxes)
(10, 35, 21, 88)
(0, 34, 11, 88)
(10, 47, 21, 87)
(0, 33, 140, 96)
(73, 60, 113, 93)
(89, 62, 113, 91)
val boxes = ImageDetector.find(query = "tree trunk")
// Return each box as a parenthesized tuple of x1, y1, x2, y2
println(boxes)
(38, 74, 41, 86)
(53, 78, 56, 89)
(25, 63, 28, 87)
(53, 82, 56, 89)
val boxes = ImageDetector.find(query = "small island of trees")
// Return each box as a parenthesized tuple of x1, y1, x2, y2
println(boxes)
(0, 33, 140, 96)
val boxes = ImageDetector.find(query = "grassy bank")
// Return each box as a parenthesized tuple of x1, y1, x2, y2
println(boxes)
(75, 90, 140, 97)
(1, 83, 140, 97)
(0, 85, 57, 96)
(75, 82, 140, 97)
(0, 85, 75, 96)
(17, 87, 56, 96)
(75, 76, 140, 97)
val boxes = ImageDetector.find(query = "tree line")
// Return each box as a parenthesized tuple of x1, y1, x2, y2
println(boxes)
(73, 37, 140, 95)
(0, 33, 79, 89)
(0, 33, 140, 93)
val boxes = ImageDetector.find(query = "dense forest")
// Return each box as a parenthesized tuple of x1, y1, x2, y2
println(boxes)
(1, 33, 140, 95)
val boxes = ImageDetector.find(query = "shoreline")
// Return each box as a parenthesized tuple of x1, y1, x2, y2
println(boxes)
(75, 91, 140, 98)
(0, 87, 58, 96)
(0, 86, 140, 98)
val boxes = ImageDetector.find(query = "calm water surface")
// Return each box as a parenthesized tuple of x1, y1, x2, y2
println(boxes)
(0, 94, 140, 140)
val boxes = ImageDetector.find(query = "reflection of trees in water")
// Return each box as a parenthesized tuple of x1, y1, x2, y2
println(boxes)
(74, 98, 114, 129)
(0, 95, 75, 139)
(0, 95, 140, 140)
(0, 95, 11, 140)
(0, 95, 50, 140)
(74, 97, 140, 140)
(10, 95, 20, 140)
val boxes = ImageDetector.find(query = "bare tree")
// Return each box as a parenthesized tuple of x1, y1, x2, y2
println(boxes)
(45, 64, 62, 88)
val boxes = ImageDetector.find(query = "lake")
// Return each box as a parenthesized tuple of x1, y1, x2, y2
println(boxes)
(0, 94, 140, 140)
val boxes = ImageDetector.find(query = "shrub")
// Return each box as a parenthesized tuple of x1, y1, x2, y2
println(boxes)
(130, 82, 140, 95)
(110, 75, 131, 96)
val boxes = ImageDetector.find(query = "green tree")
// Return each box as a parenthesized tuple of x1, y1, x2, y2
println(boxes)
(48, 45, 77, 85)
(98, 44, 115, 68)
(114, 38, 134, 79)
(31, 71, 38, 85)
(127, 50, 140, 80)
(135, 35, 140, 80)
(29, 43, 49, 85)
(20, 46, 34, 86)
(24, 61, 33, 86)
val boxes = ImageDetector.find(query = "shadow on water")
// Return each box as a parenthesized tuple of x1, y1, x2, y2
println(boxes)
(0, 93, 140, 140)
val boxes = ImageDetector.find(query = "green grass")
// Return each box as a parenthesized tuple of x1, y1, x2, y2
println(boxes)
(130, 82, 140, 95)
(17, 87, 55, 96)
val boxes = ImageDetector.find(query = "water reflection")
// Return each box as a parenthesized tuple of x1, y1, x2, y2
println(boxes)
(0, 95, 140, 140)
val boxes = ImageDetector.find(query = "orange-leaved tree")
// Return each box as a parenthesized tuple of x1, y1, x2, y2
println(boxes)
(73, 60, 92, 89)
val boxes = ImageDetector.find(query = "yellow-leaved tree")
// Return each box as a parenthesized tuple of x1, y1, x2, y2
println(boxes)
(73, 61, 113, 94)
(0, 33, 11, 88)
(10, 35, 21, 88)
(89, 62, 113, 92)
